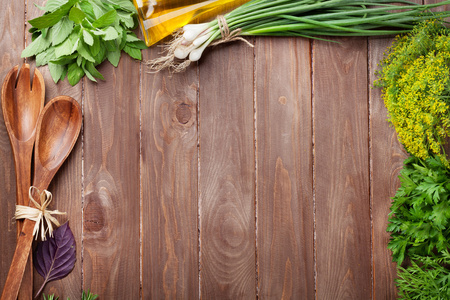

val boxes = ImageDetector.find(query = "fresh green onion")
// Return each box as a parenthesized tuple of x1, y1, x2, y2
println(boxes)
(148, 0, 450, 72)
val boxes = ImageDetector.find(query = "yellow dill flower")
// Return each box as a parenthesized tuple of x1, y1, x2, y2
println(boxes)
(374, 20, 450, 166)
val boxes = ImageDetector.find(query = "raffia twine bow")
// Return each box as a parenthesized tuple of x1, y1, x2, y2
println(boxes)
(14, 186, 66, 240)
(211, 15, 254, 48)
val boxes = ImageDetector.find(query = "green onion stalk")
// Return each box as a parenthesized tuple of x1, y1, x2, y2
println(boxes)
(148, 0, 450, 72)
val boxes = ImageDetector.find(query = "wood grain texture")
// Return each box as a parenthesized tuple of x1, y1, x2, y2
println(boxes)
(425, 0, 449, 12)
(26, 1, 84, 297)
(369, 37, 407, 300)
(82, 58, 140, 298)
(0, 0, 26, 295)
(198, 42, 256, 299)
(141, 48, 199, 299)
(314, 37, 371, 299)
(255, 37, 314, 299)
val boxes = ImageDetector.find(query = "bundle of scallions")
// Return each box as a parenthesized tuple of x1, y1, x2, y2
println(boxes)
(148, 0, 450, 72)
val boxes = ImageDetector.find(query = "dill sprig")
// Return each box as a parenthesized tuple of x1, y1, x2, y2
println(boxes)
(375, 20, 450, 166)
(396, 251, 450, 299)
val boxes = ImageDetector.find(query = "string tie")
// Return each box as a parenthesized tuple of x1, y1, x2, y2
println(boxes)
(15, 186, 66, 240)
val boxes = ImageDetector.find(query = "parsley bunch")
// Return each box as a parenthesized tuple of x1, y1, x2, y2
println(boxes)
(375, 20, 450, 166)
(387, 155, 450, 265)
(22, 0, 146, 85)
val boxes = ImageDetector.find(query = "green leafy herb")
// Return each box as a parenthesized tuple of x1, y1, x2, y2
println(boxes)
(42, 290, 98, 300)
(396, 251, 450, 299)
(81, 290, 98, 300)
(22, 0, 147, 85)
(29, 0, 78, 29)
(43, 294, 58, 300)
(387, 155, 450, 265)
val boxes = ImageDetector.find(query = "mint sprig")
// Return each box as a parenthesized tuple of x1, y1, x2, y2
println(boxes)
(22, 0, 147, 86)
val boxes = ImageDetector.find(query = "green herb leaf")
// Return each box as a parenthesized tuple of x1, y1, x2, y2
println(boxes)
(89, 35, 101, 57)
(83, 65, 96, 82)
(45, 0, 69, 12)
(91, 29, 106, 36)
(28, 0, 77, 29)
(48, 62, 66, 83)
(118, 27, 127, 50)
(77, 41, 95, 62)
(67, 62, 84, 85)
(34, 3, 46, 11)
(90, 1, 107, 19)
(54, 31, 78, 58)
(92, 10, 117, 28)
(107, 50, 120, 67)
(36, 48, 56, 66)
(125, 34, 140, 43)
(104, 40, 116, 52)
(117, 11, 134, 28)
(21, 32, 52, 58)
(43, 294, 59, 300)
(127, 40, 147, 49)
(81, 290, 99, 300)
(103, 26, 119, 40)
(50, 53, 77, 65)
(79, 1, 95, 20)
(51, 16, 74, 46)
(92, 43, 106, 64)
(69, 6, 86, 24)
(103, 0, 136, 13)
(85, 61, 104, 80)
(77, 55, 83, 66)
(83, 29, 94, 46)
(123, 44, 141, 60)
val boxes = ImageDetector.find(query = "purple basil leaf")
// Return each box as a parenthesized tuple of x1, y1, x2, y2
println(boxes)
(33, 222, 76, 298)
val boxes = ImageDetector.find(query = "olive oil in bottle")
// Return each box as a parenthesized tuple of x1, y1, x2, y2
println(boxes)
(133, 0, 250, 46)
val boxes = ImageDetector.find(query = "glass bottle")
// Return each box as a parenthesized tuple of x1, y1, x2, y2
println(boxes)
(132, 0, 250, 46)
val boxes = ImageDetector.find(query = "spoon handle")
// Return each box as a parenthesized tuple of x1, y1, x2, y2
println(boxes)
(0, 219, 35, 300)
(12, 143, 34, 300)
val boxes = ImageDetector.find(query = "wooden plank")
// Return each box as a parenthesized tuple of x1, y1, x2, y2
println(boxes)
(369, 2, 447, 297)
(198, 42, 256, 298)
(314, 37, 371, 299)
(255, 37, 314, 299)
(82, 58, 140, 298)
(369, 37, 407, 300)
(141, 49, 199, 298)
(25, 1, 83, 298)
(0, 0, 25, 294)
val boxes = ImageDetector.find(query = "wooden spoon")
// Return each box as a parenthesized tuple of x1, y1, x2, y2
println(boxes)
(0, 96, 82, 300)
(1, 64, 45, 299)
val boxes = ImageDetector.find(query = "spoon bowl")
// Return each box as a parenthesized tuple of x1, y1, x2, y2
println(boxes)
(34, 96, 82, 187)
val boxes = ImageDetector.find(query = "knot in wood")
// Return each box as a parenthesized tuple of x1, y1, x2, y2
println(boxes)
(84, 201, 105, 232)
(170, 100, 196, 129)
(176, 103, 192, 124)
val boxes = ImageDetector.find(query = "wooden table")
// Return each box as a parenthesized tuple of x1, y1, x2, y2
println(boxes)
(1, 1, 427, 299)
